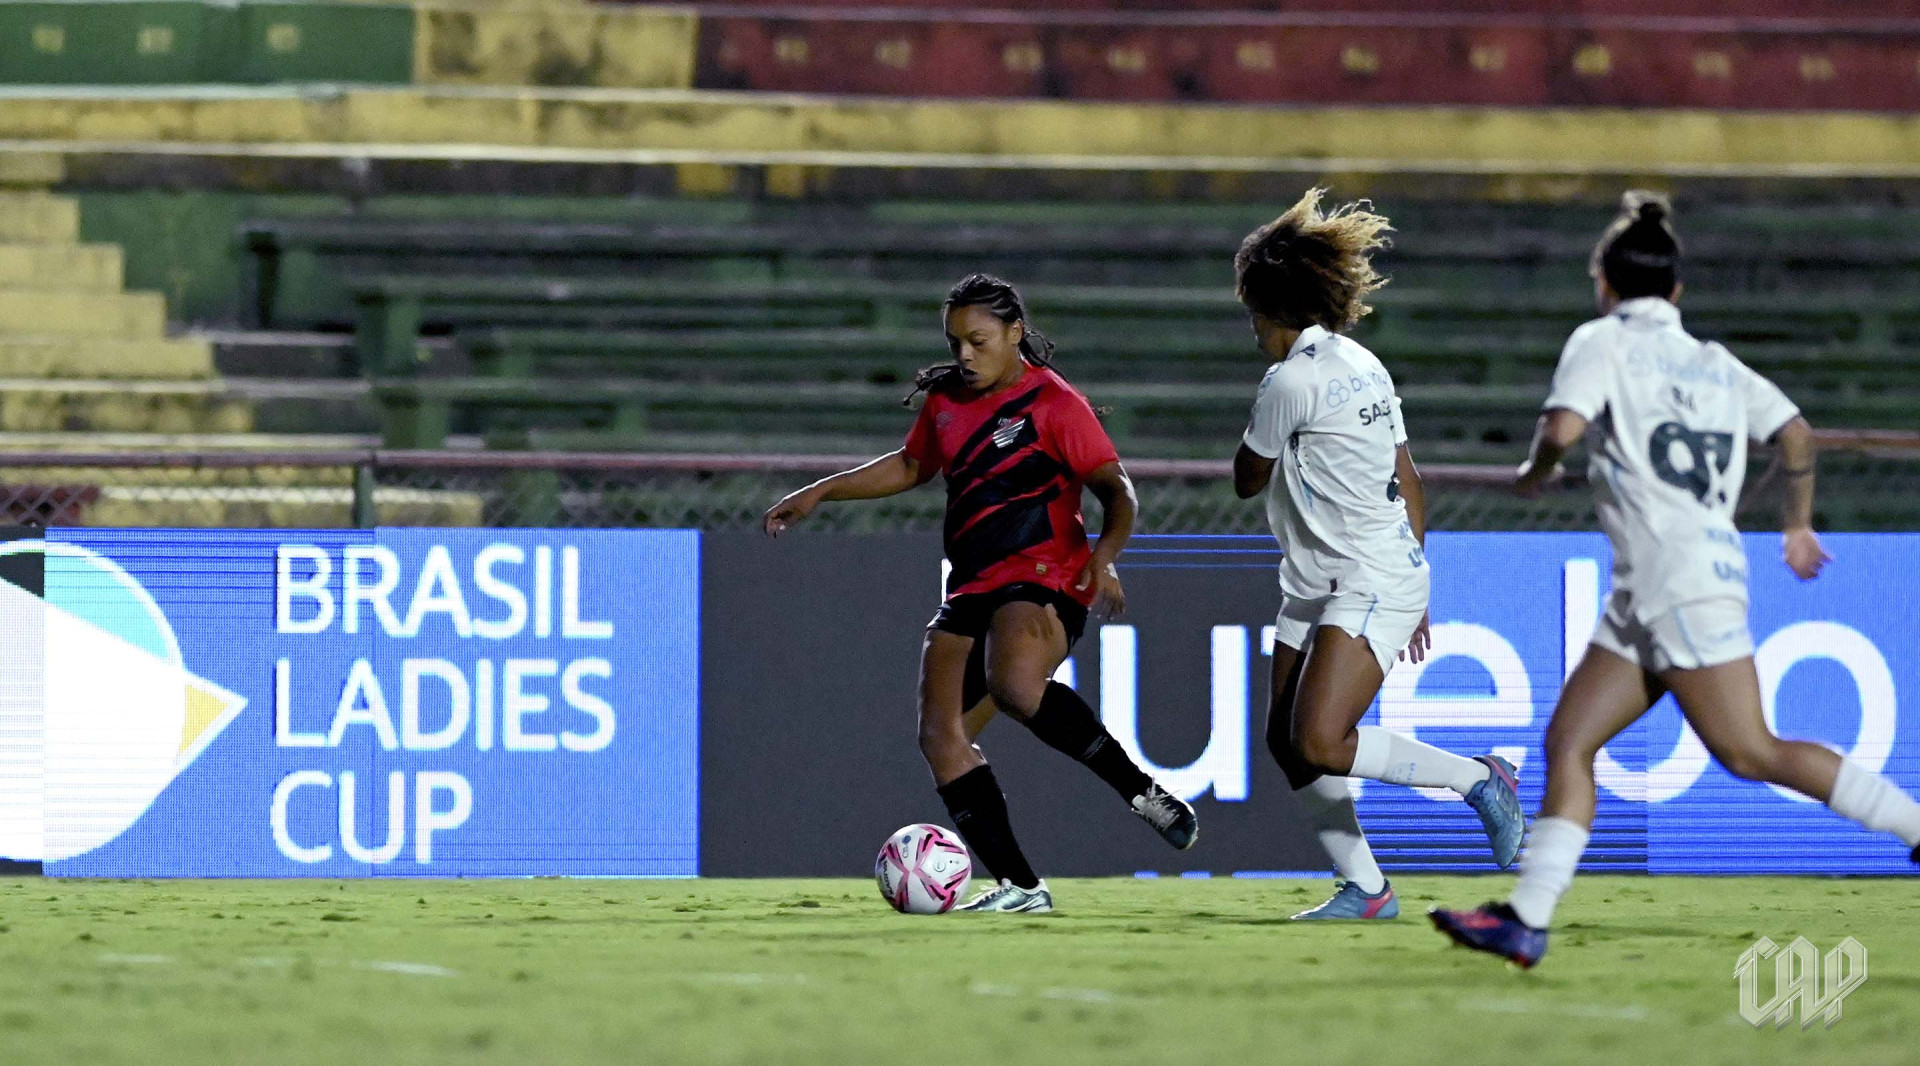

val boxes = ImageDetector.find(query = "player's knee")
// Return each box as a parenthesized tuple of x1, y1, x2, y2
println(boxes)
(1714, 737, 1781, 782)
(1542, 724, 1594, 773)
(1264, 718, 1318, 787)
(984, 673, 1044, 720)
(1277, 751, 1322, 791)
(916, 714, 965, 761)
(1289, 721, 1350, 777)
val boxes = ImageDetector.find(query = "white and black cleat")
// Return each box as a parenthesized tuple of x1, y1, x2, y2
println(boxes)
(1131, 783, 1199, 851)
(956, 878, 1054, 913)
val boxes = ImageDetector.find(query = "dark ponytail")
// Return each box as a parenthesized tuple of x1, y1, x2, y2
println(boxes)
(1593, 190, 1681, 300)
(904, 273, 1058, 406)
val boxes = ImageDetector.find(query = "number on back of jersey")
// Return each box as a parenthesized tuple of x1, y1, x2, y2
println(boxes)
(1648, 421, 1735, 504)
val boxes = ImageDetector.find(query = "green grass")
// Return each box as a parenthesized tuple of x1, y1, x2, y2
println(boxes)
(0, 876, 1911, 1065)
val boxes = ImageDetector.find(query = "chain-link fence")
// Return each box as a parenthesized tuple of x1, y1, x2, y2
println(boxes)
(1, 431, 1917, 532)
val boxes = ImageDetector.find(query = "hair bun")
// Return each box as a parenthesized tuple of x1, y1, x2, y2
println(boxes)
(1622, 189, 1671, 225)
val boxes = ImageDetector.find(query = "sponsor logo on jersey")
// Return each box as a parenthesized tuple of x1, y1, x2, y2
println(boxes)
(992, 417, 1028, 450)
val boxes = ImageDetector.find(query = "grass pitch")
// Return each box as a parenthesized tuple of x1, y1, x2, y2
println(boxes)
(0, 875, 1910, 1065)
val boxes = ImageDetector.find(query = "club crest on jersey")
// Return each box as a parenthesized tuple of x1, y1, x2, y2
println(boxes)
(992, 417, 1029, 449)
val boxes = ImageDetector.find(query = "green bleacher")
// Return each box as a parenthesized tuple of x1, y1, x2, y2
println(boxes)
(229, 199, 1920, 460)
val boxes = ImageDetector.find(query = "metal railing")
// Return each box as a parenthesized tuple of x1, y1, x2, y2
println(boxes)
(1, 429, 1916, 533)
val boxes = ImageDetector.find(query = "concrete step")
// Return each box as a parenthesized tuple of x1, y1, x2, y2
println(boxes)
(0, 461, 354, 488)
(0, 193, 79, 243)
(0, 379, 251, 434)
(0, 430, 374, 452)
(0, 244, 123, 292)
(224, 376, 381, 434)
(11, 484, 484, 528)
(202, 330, 462, 378)
(205, 329, 356, 377)
(0, 288, 165, 338)
(0, 152, 64, 188)
(0, 334, 210, 379)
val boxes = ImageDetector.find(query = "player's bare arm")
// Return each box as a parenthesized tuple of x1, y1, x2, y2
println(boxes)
(1077, 459, 1135, 618)
(1771, 415, 1830, 579)
(763, 449, 926, 536)
(1515, 407, 1587, 497)
(1232, 442, 1275, 499)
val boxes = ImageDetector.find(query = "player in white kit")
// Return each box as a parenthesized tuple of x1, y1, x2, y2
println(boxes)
(1432, 192, 1920, 967)
(1232, 190, 1526, 921)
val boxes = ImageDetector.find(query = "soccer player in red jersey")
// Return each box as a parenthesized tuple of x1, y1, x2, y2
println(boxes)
(764, 274, 1197, 913)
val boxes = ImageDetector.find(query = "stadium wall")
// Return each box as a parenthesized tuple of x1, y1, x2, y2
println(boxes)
(1, 528, 1916, 879)
(9, 88, 1920, 177)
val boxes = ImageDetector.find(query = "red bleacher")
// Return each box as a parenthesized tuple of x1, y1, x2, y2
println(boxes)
(671, 1, 1920, 109)
(699, 16, 1919, 108)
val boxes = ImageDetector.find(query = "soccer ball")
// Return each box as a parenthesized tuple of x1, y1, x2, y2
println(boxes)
(874, 823, 972, 914)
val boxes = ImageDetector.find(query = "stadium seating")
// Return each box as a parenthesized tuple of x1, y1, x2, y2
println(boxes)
(0, 160, 488, 526)
(197, 193, 1920, 461)
(686, 6, 1920, 110)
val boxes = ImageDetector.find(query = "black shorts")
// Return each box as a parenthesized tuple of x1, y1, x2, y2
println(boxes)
(927, 582, 1089, 647)
(929, 583, 1089, 711)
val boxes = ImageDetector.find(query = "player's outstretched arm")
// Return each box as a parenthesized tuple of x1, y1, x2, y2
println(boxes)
(1772, 416, 1831, 580)
(1515, 408, 1586, 498)
(763, 449, 926, 536)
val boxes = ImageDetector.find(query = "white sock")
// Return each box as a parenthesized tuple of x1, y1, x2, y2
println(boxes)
(1827, 759, 1920, 848)
(1507, 816, 1589, 930)
(1349, 726, 1490, 795)
(1294, 775, 1386, 894)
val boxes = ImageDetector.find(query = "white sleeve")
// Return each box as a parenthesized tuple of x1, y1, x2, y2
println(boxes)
(1242, 364, 1312, 459)
(1389, 393, 1408, 447)
(1542, 325, 1610, 420)
(1736, 357, 1800, 442)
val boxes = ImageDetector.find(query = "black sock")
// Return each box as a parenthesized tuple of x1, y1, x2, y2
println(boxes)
(1019, 681, 1153, 802)
(936, 765, 1039, 890)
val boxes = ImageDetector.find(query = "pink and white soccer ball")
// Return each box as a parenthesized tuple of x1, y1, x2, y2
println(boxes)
(874, 823, 972, 914)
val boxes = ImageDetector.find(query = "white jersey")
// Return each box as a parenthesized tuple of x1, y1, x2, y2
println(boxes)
(1545, 297, 1800, 620)
(1242, 325, 1428, 599)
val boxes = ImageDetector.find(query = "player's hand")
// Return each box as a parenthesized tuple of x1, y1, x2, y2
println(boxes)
(1399, 610, 1432, 664)
(1783, 526, 1831, 581)
(1513, 459, 1562, 499)
(1076, 559, 1126, 619)
(763, 488, 820, 537)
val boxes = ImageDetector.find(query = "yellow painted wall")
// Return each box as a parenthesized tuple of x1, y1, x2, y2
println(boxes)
(5, 88, 1920, 175)
(413, 3, 696, 89)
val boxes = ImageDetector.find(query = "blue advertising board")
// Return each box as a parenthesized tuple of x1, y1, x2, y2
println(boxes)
(0, 529, 699, 877)
(1089, 532, 1920, 876)
(0, 527, 1914, 877)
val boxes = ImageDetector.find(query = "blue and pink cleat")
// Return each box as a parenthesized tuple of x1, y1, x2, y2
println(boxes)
(1428, 902, 1549, 968)
(1290, 879, 1399, 921)
(1463, 754, 1525, 868)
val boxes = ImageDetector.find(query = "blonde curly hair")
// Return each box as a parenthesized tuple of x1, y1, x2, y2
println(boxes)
(1234, 188, 1393, 333)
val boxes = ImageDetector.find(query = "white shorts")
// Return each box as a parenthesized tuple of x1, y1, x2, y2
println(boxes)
(1589, 590, 1753, 673)
(1273, 577, 1429, 677)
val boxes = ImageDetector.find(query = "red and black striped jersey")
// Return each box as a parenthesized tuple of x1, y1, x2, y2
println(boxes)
(904, 365, 1119, 604)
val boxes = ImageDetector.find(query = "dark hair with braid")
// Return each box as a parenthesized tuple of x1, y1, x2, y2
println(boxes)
(904, 273, 1058, 406)
(1592, 189, 1681, 300)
